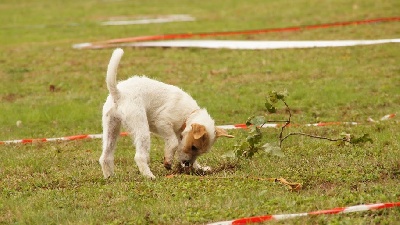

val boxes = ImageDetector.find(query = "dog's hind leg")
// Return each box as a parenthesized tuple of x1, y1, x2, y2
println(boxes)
(122, 107, 156, 179)
(99, 107, 121, 179)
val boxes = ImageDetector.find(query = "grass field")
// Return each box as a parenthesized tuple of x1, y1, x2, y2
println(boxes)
(1, 0, 400, 224)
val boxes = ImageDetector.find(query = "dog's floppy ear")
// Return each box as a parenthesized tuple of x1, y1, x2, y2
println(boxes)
(191, 123, 207, 140)
(215, 127, 235, 138)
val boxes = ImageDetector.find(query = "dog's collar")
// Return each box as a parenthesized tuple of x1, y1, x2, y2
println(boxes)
(179, 109, 200, 139)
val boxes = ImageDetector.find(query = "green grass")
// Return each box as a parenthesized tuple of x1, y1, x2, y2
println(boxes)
(1, 0, 400, 224)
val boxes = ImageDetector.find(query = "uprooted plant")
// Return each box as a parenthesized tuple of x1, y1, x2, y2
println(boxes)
(232, 90, 373, 158)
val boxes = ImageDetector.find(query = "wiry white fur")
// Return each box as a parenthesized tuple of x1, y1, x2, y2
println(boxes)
(99, 48, 219, 179)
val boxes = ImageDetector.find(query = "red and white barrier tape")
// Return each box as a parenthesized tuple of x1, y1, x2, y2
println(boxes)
(0, 114, 395, 145)
(208, 202, 400, 225)
(0, 132, 127, 145)
(123, 39, 400, 50)
(217, 121, 360, 130)
(218, 113, 395, 130)
(72, 17, 400, 49)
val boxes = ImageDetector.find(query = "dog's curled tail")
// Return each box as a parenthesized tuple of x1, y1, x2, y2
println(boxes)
(106, 48, 124, 102)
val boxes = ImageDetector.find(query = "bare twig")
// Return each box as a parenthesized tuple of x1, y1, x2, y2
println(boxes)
(281, 132, 348, 144)
(279, 100, 291, 147)
(266, 120, 290, 123)
(276, 99, 350, 147)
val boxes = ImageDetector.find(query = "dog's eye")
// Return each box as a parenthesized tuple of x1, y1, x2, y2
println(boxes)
(191, 145, 198, 151)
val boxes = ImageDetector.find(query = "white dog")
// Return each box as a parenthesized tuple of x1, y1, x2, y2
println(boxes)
(99, 48, 234, 179)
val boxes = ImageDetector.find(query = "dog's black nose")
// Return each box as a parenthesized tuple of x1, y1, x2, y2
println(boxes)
(182, 160, 191, 167)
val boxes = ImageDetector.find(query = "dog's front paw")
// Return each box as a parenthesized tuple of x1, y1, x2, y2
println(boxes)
(138, 165, 156, 179)
(193, 161, 212, 172)
(200, 166, 212, 172)
(102, 171, 114, 179)
(99, 158, 115, 179)
(143, 172, 156, 179)
(163, 158, 172, 170)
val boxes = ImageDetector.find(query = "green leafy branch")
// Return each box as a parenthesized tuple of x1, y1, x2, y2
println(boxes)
(232, 90, 372, 159)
